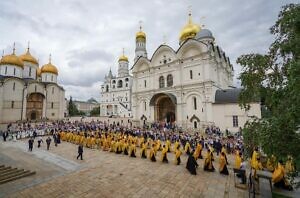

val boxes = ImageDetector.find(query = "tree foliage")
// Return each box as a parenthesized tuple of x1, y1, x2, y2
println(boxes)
(68, 96, 85, 116)
(237, 4, 300, 167)
(90, 106, 100, 116)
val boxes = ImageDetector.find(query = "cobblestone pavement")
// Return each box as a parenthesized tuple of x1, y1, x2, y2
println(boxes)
(1, 139, 248, 198)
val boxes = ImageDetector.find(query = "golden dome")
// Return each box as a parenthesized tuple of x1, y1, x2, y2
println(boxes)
(19, 48, 38, 65)
(41, 55, 58, 75)
(37, 67, 41, 77)
(136, 30, 146, 40)
(0, 52, 24, 68)
(179, 13, 200, 43)
(118, 55, 128, 62)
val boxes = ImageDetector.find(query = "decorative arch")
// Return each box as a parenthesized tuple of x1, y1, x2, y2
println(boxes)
(177, 39, 208, 59)
(150, 45, 177, 66)
(131, 57, 150, 73)
(190, 114, 200, 122)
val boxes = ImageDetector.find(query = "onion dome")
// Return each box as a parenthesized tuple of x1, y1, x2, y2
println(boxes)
(19, 46, 38, 65)
(118, 49, 128, 62)
(195, 29, 214, 40)
(0, 45, 24, 68)
(136, 23, 146, 41)
(118, 55, 128, 62)
(41, 55, 58, 75)
(179, 12, 200, 43)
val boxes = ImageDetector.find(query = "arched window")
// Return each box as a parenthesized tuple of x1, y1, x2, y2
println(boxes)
(112, 80, 116, 84)
(117, 80, 123, 88)
(193, 97, 197, 110)
(125, 78, 129, 82)
(167, 74, 173, 87)
(106, 85, 109, 92)
(194, 121, 197, 128)
(159, 76, 165, 88)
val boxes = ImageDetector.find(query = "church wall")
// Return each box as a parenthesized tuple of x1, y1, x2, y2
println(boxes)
(212, 103, 261, 133)
(23, 62, 38, 79)
(45, 84, 63, 119)
(1, 79, 24, 123)
(0, 65, 23, 78)
(41, 73, 57, 83)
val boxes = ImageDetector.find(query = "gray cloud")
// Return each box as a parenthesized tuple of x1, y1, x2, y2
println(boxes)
(0, 0, 296, 100)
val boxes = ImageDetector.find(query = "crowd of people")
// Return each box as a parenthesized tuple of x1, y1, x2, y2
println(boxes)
(1, 120, 297, 191)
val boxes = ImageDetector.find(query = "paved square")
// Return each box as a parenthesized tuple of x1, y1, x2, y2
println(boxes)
(1, 139, 248, 198)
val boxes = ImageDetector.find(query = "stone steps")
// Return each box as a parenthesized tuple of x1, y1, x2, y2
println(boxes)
(0, 165, 36, 185)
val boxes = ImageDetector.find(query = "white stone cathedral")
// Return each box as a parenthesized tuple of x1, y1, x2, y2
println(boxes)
(0, 44, 65, 124)
(101, 13, 261, 132)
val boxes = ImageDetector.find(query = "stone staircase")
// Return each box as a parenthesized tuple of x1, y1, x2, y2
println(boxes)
(0, 165, 35, 185)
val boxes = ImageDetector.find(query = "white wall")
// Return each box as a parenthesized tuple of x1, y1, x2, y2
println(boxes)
(212, 103, 261, 133)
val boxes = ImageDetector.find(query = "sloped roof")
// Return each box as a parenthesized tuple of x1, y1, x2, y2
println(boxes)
(214, 88, 242, 104)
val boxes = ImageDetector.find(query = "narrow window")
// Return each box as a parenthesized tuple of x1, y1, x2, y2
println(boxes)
(51, 102, 54, 109)
(51, 75, 54, 81)
(5, 67, 7, 74)
(190, 70, 193, 79)
(11, 101, 14, 108)
(14, 68, 16, 75)
(193, 97, 197, 110)
(52, 87, 54, 94)
(159, 76, 165, 88)
(167, 74, 173, 87)
(35, 85, 37, 92)
(233, 116, 238, 127)
(144, 101, 146, 111)
(29, 67, 32, 77)
(194, 121, 197, 129)
(13, 82, 15, 91)
(144, 80, 146, 88)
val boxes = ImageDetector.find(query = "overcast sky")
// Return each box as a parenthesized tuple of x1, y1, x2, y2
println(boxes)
(0, 0, 296, 101)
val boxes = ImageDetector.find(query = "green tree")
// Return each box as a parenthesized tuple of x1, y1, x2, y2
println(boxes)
(90, 106, 100, 116)
(237, 4, 300, 167)
(68, 96, 79, 116)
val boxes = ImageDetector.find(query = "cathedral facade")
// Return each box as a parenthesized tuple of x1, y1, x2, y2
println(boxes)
(101, 13, 261, 132)
(0, 44, 65, 124)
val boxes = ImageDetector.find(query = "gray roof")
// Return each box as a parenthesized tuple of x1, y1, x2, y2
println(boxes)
(195, 29, 214, 40)
(214, 88, 242, 104)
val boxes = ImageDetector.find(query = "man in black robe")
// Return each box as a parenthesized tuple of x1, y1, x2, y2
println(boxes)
(77, 145, 83, 160)
(186, 152, 198, 175)
(28, 138, 34, 151)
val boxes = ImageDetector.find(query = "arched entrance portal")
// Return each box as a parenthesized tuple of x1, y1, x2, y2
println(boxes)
(26, 93, 44, 120)
(150, 93, 176, 123)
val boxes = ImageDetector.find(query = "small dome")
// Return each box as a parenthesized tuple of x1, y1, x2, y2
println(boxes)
(179, 14, 200, 43)
(118, 54, 128, 62)
(136, 30, 146, 41)
(0, 53, 24, 68)
(195, 29, 214, 40)
(19, 48, 38, 65)
(41, 57, 58, 75)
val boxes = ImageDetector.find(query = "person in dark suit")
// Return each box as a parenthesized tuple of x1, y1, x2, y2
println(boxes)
(46, 137, 51, 150)
(2, 131, 8, 142)
(28, 138, 34, 151)
(77, 145, 83, 160)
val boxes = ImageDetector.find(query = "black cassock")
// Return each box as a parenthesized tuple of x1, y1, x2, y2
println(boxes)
(186, 154, 198, 175)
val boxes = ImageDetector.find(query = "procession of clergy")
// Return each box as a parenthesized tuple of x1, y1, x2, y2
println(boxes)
(58, 130, 295, 190)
